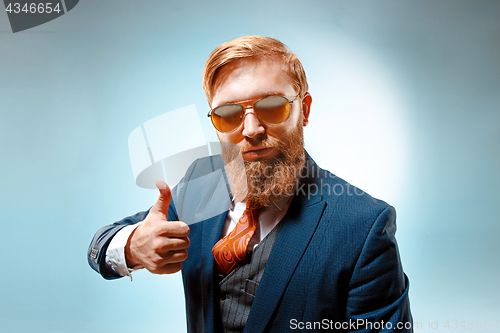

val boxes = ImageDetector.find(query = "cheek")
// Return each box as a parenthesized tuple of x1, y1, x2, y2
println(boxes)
(266, 117, 301, 140)
(217, 131, 240, 144)
(266, 125, 288, 141)
(278, 113, 301, 134)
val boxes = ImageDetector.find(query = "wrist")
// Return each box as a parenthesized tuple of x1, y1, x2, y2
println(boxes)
(124, 228, 140, 268)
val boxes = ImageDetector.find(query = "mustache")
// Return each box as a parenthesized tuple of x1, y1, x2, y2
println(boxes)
(239, 137, 280, 153)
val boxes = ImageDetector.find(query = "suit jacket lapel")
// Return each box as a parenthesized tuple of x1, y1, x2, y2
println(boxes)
(244, 156, 327, 332)
(199, 211, 226, 333)
(192, 155, 231, 333)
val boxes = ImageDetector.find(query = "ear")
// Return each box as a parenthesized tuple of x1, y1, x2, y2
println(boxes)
(301, 92, 312, 126)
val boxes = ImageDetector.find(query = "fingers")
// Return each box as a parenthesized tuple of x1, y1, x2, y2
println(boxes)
(125, 220, 190, 270)
(149, 262, 183, 275)
(153, 221, 190, 238)
(150, 180, 172, 218)
(157, 249, 189, 264)
(154, 236, 190, 255)
(146, 250, 188, 275)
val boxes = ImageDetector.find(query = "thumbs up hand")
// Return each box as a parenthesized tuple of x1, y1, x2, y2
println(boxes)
(125, 180, 190, 274)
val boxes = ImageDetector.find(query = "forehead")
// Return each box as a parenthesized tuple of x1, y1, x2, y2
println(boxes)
(211, 57, 296, 107)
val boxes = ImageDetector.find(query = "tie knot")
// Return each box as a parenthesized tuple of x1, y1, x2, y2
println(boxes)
(244, 204, 262, 225)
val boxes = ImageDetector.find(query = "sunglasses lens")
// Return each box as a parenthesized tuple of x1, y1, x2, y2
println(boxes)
(254, 96, 290, 124)
(212, 104, 243, 132)
(210, 96, 292, 132)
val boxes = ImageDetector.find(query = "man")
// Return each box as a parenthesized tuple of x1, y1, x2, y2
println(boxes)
(88, 36, 412, 332)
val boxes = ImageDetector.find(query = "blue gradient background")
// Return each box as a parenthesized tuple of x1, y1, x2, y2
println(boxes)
(1, 1, 499, 332)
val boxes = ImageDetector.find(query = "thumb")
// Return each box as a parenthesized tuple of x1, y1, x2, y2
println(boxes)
(150, 180, 172, 218)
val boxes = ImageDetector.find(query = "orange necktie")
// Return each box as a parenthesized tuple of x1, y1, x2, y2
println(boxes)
(212, 203, 263, 274)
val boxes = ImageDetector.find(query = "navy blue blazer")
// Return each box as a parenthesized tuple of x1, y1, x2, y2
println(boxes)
(88, 153, 412, 332)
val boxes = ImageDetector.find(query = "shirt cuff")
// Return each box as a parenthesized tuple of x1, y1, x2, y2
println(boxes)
(105, 222, 143, 281)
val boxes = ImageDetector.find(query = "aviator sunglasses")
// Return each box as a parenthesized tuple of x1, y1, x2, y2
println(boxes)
(207, 95, 299, 133)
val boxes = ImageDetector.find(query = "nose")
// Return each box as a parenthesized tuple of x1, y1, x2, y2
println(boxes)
(241, 110, 265, 138)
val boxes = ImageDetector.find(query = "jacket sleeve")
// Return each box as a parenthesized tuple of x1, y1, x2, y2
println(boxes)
(87, 209, 150, 279)
(87, 201, 180, 280)
(346, 206, 413, 332)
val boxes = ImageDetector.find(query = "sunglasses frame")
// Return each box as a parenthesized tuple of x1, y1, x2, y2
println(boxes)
(207, 95, 299, 133)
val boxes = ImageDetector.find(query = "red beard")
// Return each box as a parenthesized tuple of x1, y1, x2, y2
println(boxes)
(222, 120, 306, 207)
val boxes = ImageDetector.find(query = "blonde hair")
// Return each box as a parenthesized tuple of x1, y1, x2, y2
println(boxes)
(203, 36, 308, 104)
